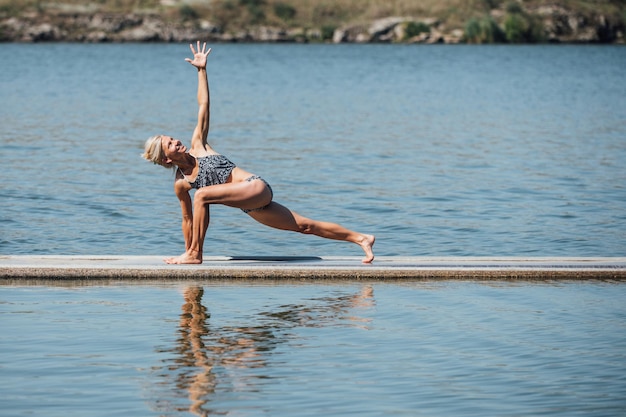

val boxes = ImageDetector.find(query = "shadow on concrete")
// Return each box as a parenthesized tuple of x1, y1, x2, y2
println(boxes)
(227, 256, 322, 262)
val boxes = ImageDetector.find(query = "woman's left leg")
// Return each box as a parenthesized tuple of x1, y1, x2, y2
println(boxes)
(248, 202, 375, 263)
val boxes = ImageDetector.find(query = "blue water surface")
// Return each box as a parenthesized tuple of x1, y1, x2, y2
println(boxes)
(1, 281, 625, 416)
(0, 44, 625, 257)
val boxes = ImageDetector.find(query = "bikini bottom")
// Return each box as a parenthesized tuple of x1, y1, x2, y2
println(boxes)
(241, 175, 273, 213)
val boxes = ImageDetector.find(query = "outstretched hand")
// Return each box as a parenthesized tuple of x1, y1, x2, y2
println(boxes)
(185, 41, 211, 69)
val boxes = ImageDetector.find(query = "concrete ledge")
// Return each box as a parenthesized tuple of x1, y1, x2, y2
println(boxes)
(1, 255, 625, 282)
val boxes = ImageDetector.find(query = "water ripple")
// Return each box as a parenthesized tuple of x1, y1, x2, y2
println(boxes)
(1, 44, 625, 257)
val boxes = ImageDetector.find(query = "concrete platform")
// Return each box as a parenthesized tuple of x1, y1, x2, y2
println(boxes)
(1, 255, 625, 282)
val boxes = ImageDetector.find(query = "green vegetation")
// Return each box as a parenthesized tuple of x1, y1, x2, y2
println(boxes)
(320, 25, 337, 41)
(178, 4, 199, 21)
(503, 2, 544, 43)
(464, 16, 506, 43)
(463, 2, 545, 44)
(273, 2, 296, 21)
(404, 21, 431, 40)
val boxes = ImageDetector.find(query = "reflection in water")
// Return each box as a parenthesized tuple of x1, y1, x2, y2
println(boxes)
(260, 286, 375, 330)
(149, 286, 375, 416)
(178, 287, 214, 415)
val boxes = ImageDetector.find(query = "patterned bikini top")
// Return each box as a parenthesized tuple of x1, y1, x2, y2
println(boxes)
(181, 154, 236, 189)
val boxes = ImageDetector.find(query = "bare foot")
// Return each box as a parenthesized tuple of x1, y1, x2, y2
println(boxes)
(359, 234, 375, 264)
(164, 250, 203, 264)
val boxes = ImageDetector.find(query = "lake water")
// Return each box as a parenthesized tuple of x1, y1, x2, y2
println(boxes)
(1, 281, 626, 417)
(0, 44, 625, 257)
(1, 44, 625, 416)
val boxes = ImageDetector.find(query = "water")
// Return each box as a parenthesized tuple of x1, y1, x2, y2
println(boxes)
(1, 44, 625, 257)
(2, 45, 625, 416)
(1, 281, 625, 416)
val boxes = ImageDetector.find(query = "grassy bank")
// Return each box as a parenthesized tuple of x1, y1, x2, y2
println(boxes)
(1, 0, 625, 43)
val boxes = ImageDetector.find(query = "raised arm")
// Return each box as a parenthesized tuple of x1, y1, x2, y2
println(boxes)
(185, 41, 212, 151)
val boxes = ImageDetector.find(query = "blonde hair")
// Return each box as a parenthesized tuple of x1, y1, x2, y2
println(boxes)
(142, 135, 173, 169)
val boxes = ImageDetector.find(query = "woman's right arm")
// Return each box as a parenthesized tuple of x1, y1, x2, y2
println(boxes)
(175, 180, 193, 250)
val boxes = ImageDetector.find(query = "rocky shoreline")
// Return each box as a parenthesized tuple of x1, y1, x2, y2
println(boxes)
(1, 5, 624, 44)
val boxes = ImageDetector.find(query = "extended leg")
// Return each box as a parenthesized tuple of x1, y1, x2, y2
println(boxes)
(248, 202, 375, 263)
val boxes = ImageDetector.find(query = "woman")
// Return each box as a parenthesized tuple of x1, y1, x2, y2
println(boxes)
(143, 42, 375, 264)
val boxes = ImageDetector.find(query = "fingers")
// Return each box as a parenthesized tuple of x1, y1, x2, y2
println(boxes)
(185, 41, 211, 64)
(199, 41, 211, 57)
(193, 41, 207, 53)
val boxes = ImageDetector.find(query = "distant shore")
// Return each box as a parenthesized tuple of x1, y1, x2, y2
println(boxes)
(1, 1, 624, 44)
